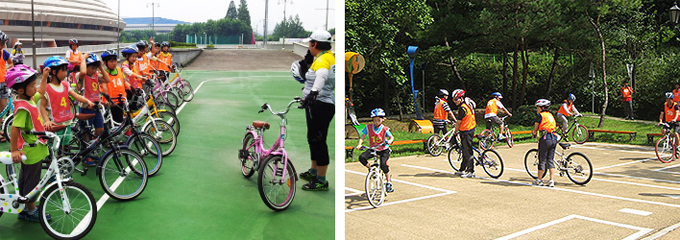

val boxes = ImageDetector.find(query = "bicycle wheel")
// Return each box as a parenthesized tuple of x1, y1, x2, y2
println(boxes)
(257, 155, 296, 211)
(572, 124, 589, 144)
(345, 124, 359, 139)
(2, 114, 13, 141)
(153, 110, 181, 135)
(426, 134, 444, 157)
(99, 148, 148, 201)
(365, 169, 385, 208)
(126, 133, 163, 176)
(523, 149, 544, 179)
(447, 147, 463, 172)
(481, 149, 504, 178)
(155, 102, 177, 116)
(656, 136, 675, 163)
(143, 120, 177, 156)
(179, 82, 194, 102)
(161, 91, 181, 109)
(240, 132, 257, 178)
(40, 181, 97, 240)
(478, 129, 495, 150)
(505, 128, 514, 148)
(565, 152, 593, 185)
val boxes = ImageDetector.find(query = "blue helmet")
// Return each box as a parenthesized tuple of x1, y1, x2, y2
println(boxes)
(370, 108, 386, 118)
(121, 45, 138, 55)
(492, 92, 502, 99)
(568, 93, 576, 102)
(43, 56, 69, 69)
(85, 53, 101, 65)
(101, 49, 117, 61)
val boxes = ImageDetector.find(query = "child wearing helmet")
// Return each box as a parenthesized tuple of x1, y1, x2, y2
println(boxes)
(658, 92, 680, 150)
(121, 45, 148, 90)
(147, 38, 171, 74)
(74, 53, 111, 140)
(100, 49, 128, 124)
(433, 89, 457, 137)
(356, 108, 395, 192)
(452, 89, 477, 178)
(557, 93, 581, 134)
(11, 41, 24, 65)
(7, 65, 51, 222)
(156, 41, 173, 80)
(532, 99, 558, 187)
(485, 92, 512, 140)
(65, 38, 82, 77)
(0, 30, 13, 142)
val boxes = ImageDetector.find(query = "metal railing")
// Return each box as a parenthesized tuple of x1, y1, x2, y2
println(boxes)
(23, 43, 122, 55)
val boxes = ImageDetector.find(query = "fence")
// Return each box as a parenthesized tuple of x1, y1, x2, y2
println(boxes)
(186, 35, 243, 45)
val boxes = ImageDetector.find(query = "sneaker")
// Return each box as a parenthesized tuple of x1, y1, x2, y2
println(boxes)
(498, 134, 506, 140)
(533, 179, 543, 186)
(17, 210, 28, 219)
(547, 180, 555, 187)
(454, 171, 464, 176)
(385, 182, 394, 193)
(302, 178, 329, 191)
(463, 172, 476, 178)
(299, 171, 316, 182)
(82, 158, 97, 167)
(23, 209, 51, 222)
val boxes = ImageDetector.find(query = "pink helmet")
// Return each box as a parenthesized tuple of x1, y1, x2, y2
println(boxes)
(6, 65, 38, 89)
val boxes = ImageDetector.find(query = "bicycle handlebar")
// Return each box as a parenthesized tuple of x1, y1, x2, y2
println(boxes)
(259, 97, 303, 117)
(357, 143, 389, 151)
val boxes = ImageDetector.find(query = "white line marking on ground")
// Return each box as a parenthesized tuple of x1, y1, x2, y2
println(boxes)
(595, 172, 680, 184)
(653, 163, 680, 172)
(494, 214, 652, 240)
(619, 208, 653, 216)
(662, 194, 680, 199)
(642, 220, 680, 240)
(345, 192, 456, 213)
(572, 145, 657, 156)
(345, 169, 455, 194)
(594, 158, 655, 171)
(345, 187, 363, 196)
(400, 164, 680, 209)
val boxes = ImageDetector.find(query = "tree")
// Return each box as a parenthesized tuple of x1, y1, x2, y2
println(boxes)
(226, 0, 238, 19)
(272, 15, 310, 39)
(237, 0, 251, 26)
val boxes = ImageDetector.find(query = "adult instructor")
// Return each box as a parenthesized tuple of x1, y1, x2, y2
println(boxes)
(295, 30, 335, 191)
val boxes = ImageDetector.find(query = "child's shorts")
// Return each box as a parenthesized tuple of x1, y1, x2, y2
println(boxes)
(19, 161, 42, 202)
(79, 107, 104, 129)
(55, 126, 72, 146)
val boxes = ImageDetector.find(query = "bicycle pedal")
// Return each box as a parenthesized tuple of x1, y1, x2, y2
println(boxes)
(559, 172, 564, 177)
(238, 149, 249, 159)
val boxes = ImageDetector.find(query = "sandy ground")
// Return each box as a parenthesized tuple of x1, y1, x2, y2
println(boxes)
(184, 49, 300, 71)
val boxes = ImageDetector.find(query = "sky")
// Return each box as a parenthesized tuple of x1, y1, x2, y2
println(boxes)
(99, 0, 336, 35)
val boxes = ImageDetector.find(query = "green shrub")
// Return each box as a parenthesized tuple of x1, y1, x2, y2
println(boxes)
(206, 44, 215, 48)
(169, 41, 197, 47)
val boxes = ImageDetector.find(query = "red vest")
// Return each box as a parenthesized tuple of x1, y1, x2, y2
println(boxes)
(367, 124, 389, 151)
(45, 81, 74, 123)
(83, 72, 101, 102)
(13, 99, 48, 150)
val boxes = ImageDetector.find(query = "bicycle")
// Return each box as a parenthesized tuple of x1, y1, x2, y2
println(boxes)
(359, 143, 389, 208)
(478, 116, 514, 150)
(447, 139, 504, 178)
(655, 122, 677, 163)
(148, 70, 181, 109)
(0, 131, 97, 239)
(167, 63, 194, 102)
(523, 142, 593, 185)
(426, 121, 460, 157)
(238, 97, 302, 211)
(559, 115, 589, 144)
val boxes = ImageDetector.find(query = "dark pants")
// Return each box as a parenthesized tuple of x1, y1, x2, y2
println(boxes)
(305, 101, 335, 167)
(538, 133, 557, 171)
(459, 129, 475, 173)
(433, 123, 447, 135)
(19, 161, 42, 203)
(623, 100, 633, 119)
(358, 149, 391, 174)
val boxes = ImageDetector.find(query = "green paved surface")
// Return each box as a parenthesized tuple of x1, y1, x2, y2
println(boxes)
(0, 70, 335, 239)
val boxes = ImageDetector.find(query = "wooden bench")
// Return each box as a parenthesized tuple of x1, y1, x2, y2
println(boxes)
(345, 139, 426, 161)
(647, 133, 664, 144)
(588, 129, 636, 141)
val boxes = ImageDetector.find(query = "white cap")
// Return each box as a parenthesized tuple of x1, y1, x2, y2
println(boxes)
(303, 30, 333, 43)
(14, 41, 22, 46)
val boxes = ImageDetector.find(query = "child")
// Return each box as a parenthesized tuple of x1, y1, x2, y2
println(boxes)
(135, 40, 152, 80)
(11, 41, 24, 65)
(356, 108, 395, 192)
(433, 89, 457, 135)
(532, 99, 558, 187)
(452, 89, 477, 178)
(121, 45, 147, 90)
(39, 57, 94, 165)
(557, 93, 581, 134)
(157, 41, 173, 80)
(0, 30, 13, 142)
(484, 92, 512, 140)
(6, 65, 51, 222)
(65, 38, 82, 83)
(101, 49, 128, 124)
(75, 53, 109, 139)
(146, 38, 171, 75)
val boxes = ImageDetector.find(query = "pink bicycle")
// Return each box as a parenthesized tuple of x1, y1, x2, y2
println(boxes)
(238, 97, 302, 211)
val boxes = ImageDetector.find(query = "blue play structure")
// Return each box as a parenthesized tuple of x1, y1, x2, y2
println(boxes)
(408, 46, 424, 120)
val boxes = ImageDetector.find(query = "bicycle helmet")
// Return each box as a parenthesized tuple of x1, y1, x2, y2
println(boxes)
(464, 97, 476, 109)
(43, 56, 69, 69)
(14, 41, 22, 47)
(452, 89, 465, 98)
(291, 61, 304, 84)
(439, 89, 449, 97)
(121, 45, 138, 54)
(568, 93, 576, 102)
(666, 92, 674, 99)
(492, 92, 503, 99)
(0, 30, 7, 43)
(535, 99, 551, 107)
(85, 53, 101, 65)
(136, 40, 149, 48)
(101, 49, 118, 61)
(69, 38, 79, 45)
(160, 41, 170, 48)
(370, 108, 386, 118)
(5, 65, 38, 89)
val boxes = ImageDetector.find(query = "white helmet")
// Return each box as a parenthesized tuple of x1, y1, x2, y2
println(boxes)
(535, 99, 551, 107)
(439, 89, 449, 97)
(464, 97, 476, 109)
(666, 92, 674, 99)
(291, 61, 304, 84)
(452, 89, 465, 98)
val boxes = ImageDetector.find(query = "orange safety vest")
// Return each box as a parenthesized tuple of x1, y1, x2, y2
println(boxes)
(459, 103, 476, 131)
(558, 100, 573, 117)
(665, 102, 678, 123)
(68, 50, 81, 67)
(136, 54, 151, 75)
(621, 87, 632, 99)
(0, 50, 6, 83)
(434, 99, 447, 120)
(538, 111, 557, 133)
(106, 67, 126, 104)
(485, 99, 499, 116)
(674, 89, 680, 103)
(157, 52, 172, 72)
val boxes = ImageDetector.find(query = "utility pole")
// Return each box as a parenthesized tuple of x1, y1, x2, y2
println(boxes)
(31, 0, 36, 69)
(147, 2, 160, 33)
(264, 0, 269, 46)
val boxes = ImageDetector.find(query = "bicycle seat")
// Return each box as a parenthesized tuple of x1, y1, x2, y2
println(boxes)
(559, 143, 571, 149)
(75, 113, 96, 120)
(252, 121, 270, 130)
